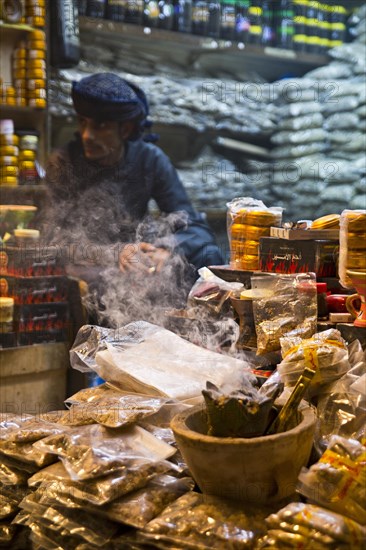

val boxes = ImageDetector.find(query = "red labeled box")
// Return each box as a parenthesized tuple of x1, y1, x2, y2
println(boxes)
(259, 238, 339, 277)
(0, 246, 66, 277)
(0, 276, 69, 304)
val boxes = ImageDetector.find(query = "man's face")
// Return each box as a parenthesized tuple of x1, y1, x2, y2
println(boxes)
(77, 116, 126, 165)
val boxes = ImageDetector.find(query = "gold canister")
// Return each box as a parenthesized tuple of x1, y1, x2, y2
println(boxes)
(28, 98, 46, 108)
(29, 29, 46, 41)
(27, 50, 46, 61)
(16, 97, 27, 107)
(27, 39, 46, 50)
(0, 176, 18, 186)
(348, 232, 366, 250)
(27, 78, 46, 90)
(346, 211, 366, 233)
(27, 58, 46, 70)
(13, 48, 27, 59)
(0, 156, 18, 166)
(231, 223, 271, 241)
(0, 145, 19, 156)
(347, 250, 366, 271)
(26, 15, 45, 27)
(5, 86, 16, 98)
(1, 165, 18, 177)
(19, 149, 36, 161)
(27, 88, 46, 100)
(311, 214, 340, 230)
(26, 67, 46, 80)
(235, 209, 279, 227)
(0, 134, 18, 146)
(13, 68, 26, 80)
(13, 58, 27, 70)
(14, 78, 26, 89)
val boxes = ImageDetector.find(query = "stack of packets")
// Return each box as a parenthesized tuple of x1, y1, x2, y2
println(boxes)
(339, 209, 366, 288)
(227, 197, 282, 271)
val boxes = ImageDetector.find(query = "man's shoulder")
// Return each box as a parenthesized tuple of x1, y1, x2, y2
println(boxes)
(128, 140, 168, 162)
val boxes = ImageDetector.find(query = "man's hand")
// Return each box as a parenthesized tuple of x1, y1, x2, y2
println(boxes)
(119, 242, 170, 274)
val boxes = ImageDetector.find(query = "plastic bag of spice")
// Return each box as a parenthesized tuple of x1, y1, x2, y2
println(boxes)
(0, 484, 30, 520)
(34, 424, 175, 481)
(251, 273, 317, 356)
(33, 460, 177, 507)
(277, 328, 350, 395)
(142, 491, 267, 549)
(61, 394, 171, 429)
(0, 440, 56, 469)
(315, 341, 366, 453)
(0, 414, 64, 443)
(297, 436, 366, 525)
(65, 383, 126, 406)
(0, 458, 31, 485)
(259, 502, 366, 549)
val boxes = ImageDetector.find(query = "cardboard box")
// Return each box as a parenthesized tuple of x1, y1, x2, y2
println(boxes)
(270, 227, 339, 240)
(259, 238, 339, 277)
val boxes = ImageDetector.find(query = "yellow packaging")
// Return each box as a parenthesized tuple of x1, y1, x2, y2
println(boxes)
(13, 59, 27, 70)
(19, 135, 38, 150)
(5, 87, 16, 98)
(1, 165, 19, 177)
(0, 176, 18, 186)
(0, 156, 18, 166)
(1, 146, 19, 156)
(0, 135, 19, 146)
(19, 160, 36, 170)
(27, 39, 46, 50)
(26, 68, 46, 80)
(25, 7, 46, 18)
(311, 214, 340, 230)
(27, 89, 46, 100)
(27, 0, 46, 6)
(5, 97, 17, 106)
(28, 98, 46, 108)
(27, 50, 46, 60)
(29, 29, 46, 41)
(28, 59, 46, 70)
(14, 78, 26, 89)
(13, 48, 27, 59)
(13, 69, 27, 80)
(348, 232, 366, 250)
(19, 150, 36, 161)
(27, 78, 46, 90)
(16, 97, 27, 107)
(231, 223, 271, 241)
(26, 16, 45, 27)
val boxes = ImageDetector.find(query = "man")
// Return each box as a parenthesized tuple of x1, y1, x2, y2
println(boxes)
(45, 72, 223, 286)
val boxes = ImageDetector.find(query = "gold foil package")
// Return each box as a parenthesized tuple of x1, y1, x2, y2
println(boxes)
(227, 198, 282, 271)
(339, 209, 366, 288)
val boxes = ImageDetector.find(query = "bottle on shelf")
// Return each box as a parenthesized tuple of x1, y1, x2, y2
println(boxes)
(248, 4, 263, 45)
(174, 0, 192, 33)
(158, 0, 174, 30)
(274, 0, 294, 49)
(207, 0, 220, 38)
(77, 0, 88, 15)
(125, 0, 144, 24)
(261, 0, 274, 46)
(220, 0, 236, 41)
(144, 0, 160, 26)
(49, 0, 80, 69)
(86, 0, 106, 17)
(191, 0, 210, 36)
(235, 0, 250, 43)
(105, 0, 125, 21)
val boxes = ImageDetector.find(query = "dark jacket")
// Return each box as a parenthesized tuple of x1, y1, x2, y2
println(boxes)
(44, 136, 224, 271)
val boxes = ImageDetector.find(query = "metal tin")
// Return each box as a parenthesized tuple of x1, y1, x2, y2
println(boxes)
(0, 145, 19, 156)
(235, 209, 279, 227)
(27, 59, 46, 70)
(13, 48, 27, 59)
(19, 149, 36, 161)
(0, 138, 18, 151)
(13, 69, 26, 79)
(346, 212, 366, 233)
(28, 98, 46, 108)
(19, 135, 38, 150)
(26, 15, 46, 27)
(30, 29, 46, 40)
(27, 88, 46, 100)
(27, 50, 46, 60)
(26, 68, 46, 80)
(348, 232, 366, 250)
(0, 156, 18, 166)
(231, 223, 271, 241)
(311, 213, 340, 230)
(27, 39, 47, 51)
(5, 86, 16, 97)
(0, 176, 18, 186)
(13, 59, 27, 69)
(27, 78, 46, 90)
(1, 165, 19, 177)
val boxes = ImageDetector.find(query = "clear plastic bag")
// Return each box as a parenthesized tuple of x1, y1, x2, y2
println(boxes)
(0, 458, 30, 485)
(70, 322, 252, 401)
(251, 273, 317, 356)
(0, 440, 56, 469)
(298, 436, 366, 525)
(33, 460, 174, 507)
(0, 522, 17, 545)
(65, 383, 124, 406)
(187, 267, 243, 315)
(0, 414, 63, 443)
(315, 341, 366, 453)
(277, 328, 349, 393)
(62, 394, 170, 429)
(34, 424, 175, 481)
(261, 502, 366, 549)
(142, 492, 267, 549)
(0, 485, 29, 520)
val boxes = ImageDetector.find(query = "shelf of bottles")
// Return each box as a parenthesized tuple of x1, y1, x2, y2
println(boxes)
(78, 0, 352, 56)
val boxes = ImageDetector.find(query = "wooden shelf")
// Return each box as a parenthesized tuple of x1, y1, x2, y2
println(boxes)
(79, 16, 329, 81)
